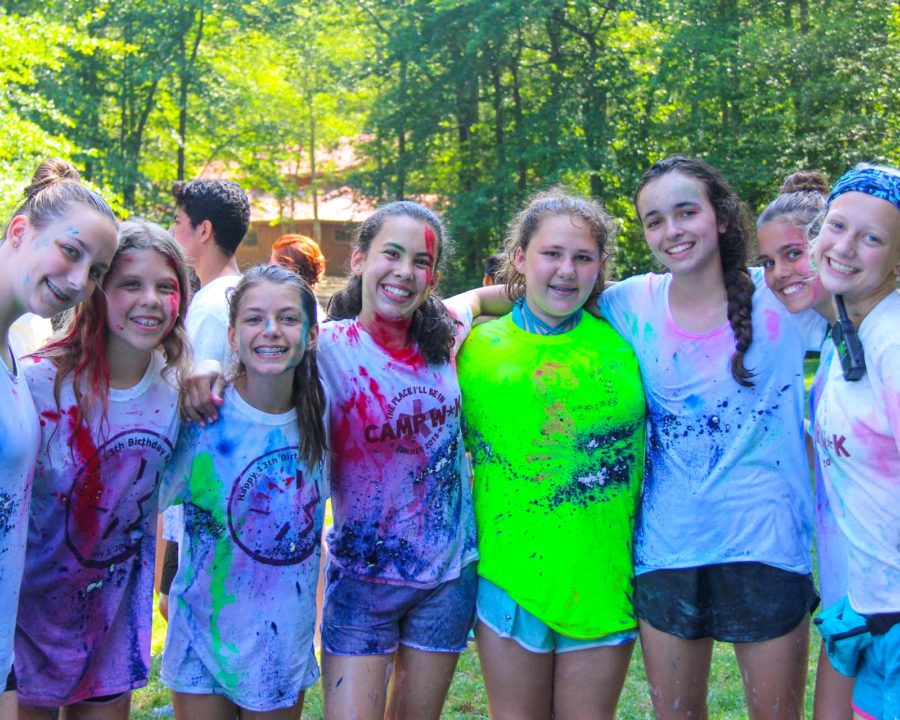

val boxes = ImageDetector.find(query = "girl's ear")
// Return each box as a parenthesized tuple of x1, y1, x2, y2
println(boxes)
(512, 245, 526, 275)
(428, 269, 441, 292)
(6, 215, 30, 249)
(350, 248, 366, 276)
(227, 324, 238, 354)
(307, 322, 319, 348)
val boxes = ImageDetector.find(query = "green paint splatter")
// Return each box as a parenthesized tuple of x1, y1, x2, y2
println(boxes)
(188, 452, 239, 689)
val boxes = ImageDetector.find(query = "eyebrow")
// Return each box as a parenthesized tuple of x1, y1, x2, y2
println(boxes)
(641, 200, 700, 221)
(241, 306, 300, 314)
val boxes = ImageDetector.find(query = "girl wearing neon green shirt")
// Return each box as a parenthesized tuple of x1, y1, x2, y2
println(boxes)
(457, 190, 646, 720)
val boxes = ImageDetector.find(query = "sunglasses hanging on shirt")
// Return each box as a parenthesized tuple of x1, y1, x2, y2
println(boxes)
(831, 295, 866, 381)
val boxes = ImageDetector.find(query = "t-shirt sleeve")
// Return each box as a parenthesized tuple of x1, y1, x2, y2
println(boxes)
(597, 276, 644, 342)
(442, 295, 474, 355)
(871, 341, 900, 459)
(159, 422, 198, 511)
(788, 306, 829, 352)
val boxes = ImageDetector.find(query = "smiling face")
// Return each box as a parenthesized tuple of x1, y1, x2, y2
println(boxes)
(814, 191, 900, 320)
(104, 248, 181, 361)
(352, 215, 439, 327)
(228, 280, 315, 379)
(8, 207, 118, 318)
(636, 171, 725, 277)
(514, 213, 601, 325)
(758, 218, 826, 314)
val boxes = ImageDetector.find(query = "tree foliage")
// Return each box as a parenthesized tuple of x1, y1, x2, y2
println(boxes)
(1, 0, 895, 286)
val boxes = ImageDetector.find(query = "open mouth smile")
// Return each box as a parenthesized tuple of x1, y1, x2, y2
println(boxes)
(826, 257, 858, 276)
(381, 284, 413, 301)
(665, 241, 695, 255)
(45, 278, 71, 304)
(254, 346, 288, 357)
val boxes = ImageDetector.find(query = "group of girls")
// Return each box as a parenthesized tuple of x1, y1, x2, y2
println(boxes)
(0, 153, 897, 720)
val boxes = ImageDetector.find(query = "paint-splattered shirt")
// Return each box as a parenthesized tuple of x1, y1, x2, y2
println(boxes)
(162, 273, 242, 544)
(160, 385, 326, 710)
(318, 302, 477, 588)
(600, 268, 825, 574)
(0, 350, 39, 681)
(458, 314, 645, 638)
(15, 352, 178, 705)
(809, 342, 848, 608)
(815, 290, 900, 614)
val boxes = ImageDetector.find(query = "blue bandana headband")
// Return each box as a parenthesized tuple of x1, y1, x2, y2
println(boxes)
(827, 165, 900, 212)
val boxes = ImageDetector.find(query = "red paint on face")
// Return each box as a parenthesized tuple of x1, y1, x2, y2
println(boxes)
(165, 290, 181, 335)
(423, 225, 437, 287)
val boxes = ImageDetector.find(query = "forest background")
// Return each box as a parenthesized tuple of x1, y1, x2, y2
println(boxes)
(1, 0, 897, 291)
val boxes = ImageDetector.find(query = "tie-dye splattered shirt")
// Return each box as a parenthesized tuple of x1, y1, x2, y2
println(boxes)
(600, 268, 825, 574)
(814, 290, 900, 614)
(458, 314, 645, 638)
(15, 352, 178, 705)
(809, 342, 848, 608)
(0, 352, 39, 681)
(160, 385, 326, 710)
(318, 302, 477, 588)
(162, 273, 242, 544)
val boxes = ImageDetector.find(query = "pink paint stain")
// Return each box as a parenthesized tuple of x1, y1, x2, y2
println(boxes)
(764, 309, 780, 342)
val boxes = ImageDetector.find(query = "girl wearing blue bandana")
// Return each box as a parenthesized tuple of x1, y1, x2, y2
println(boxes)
(812, 164, 900, 720)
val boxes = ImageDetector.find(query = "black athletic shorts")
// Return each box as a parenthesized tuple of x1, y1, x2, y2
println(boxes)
(159, 539, 179, 595)
(635, 561, 819, 643)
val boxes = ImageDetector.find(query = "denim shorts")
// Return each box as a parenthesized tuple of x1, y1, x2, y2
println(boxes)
(635, 562, 819, 643)
(851, 621, 900, 720)
(476, 576, 636, 654)
(321, 562, 477, 656)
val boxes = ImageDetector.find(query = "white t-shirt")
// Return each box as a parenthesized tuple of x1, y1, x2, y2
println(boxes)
(809, 342, 849, 608)
(9, 313, 53, 359)
(317, 299, 478, 588)
(163, 273, 241, 543)
(160, 385, 327, 710)
(187, 274, 241, 367)
(814, 290, 900, 614)
(600, 268, 826, 574)
(0, 351, 40, 680)
(15, 352, 179, 705)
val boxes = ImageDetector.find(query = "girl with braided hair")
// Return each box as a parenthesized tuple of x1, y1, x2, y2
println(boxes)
(599, 156, 827, 719)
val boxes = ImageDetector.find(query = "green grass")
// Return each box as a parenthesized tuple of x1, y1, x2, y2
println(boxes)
(132, 598, 821, 719)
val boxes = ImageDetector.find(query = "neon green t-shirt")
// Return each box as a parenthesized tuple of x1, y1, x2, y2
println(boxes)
(457, 313, 645, 638)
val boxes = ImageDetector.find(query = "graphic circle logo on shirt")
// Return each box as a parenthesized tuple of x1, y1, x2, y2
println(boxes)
(227, 446, 321, 566)
(65, 429, 173, 568)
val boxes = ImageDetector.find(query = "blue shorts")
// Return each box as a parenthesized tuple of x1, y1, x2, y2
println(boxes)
(321, 562, 477, 656)
(476, 576, 636, 654)
(852, 621, 900, 720)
